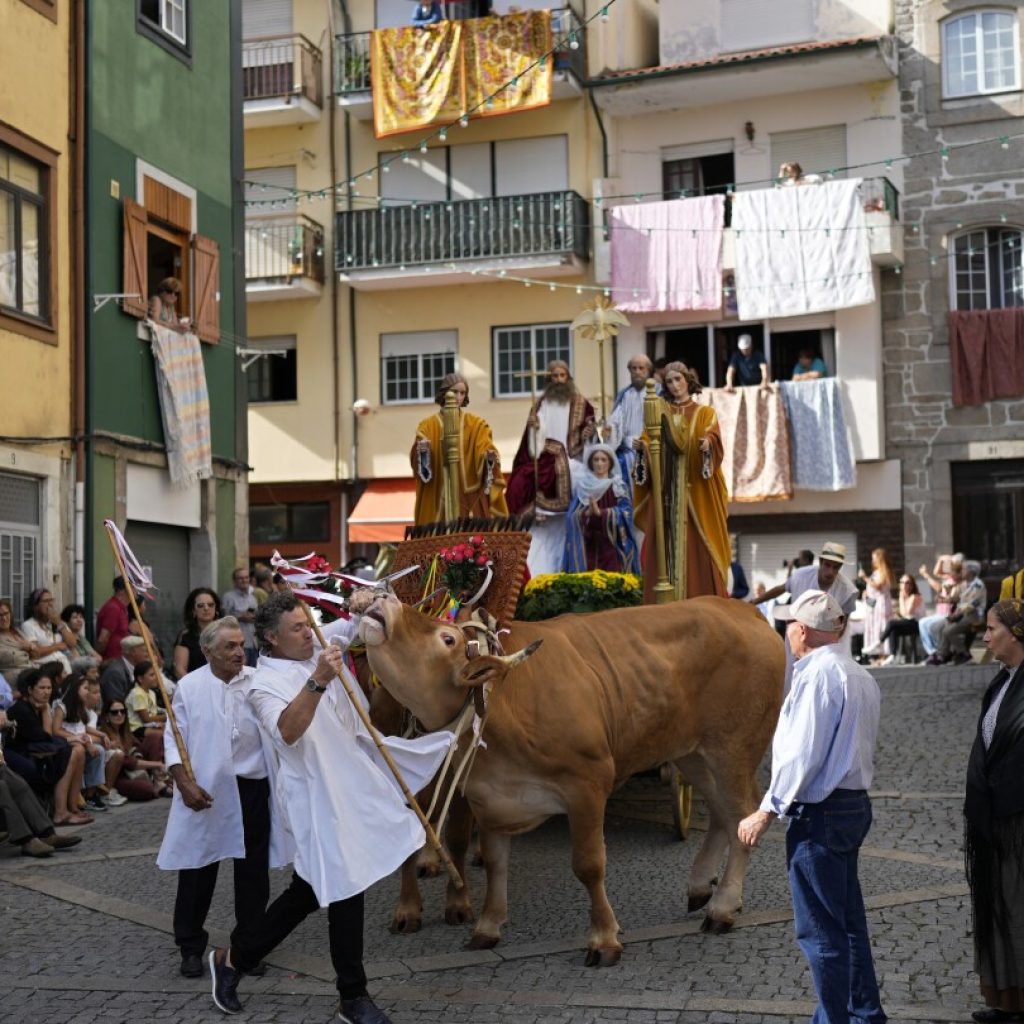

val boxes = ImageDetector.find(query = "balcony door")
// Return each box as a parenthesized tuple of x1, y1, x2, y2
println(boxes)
(245, 166, 300, 279)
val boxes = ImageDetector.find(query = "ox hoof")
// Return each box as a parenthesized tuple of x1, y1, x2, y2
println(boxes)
(584, 947, 622, 968)
(700, 916, 734, 935)
(444, 904, 475, 926)
(465, 933, 500, 951)
(389, 914, 423, 935)
(687, 891, 712, 913)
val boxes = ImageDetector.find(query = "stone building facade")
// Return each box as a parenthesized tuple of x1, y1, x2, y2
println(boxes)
(886, 0, 1024, 580)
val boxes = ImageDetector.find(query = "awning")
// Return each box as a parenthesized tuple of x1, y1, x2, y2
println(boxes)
(347, 478, 416, 543)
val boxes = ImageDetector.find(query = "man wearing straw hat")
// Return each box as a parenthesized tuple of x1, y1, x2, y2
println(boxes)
(209, 590, 451, 1022)
(738, 589, 885, 1024)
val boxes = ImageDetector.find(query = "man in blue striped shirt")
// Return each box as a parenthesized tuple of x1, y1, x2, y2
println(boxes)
(738, 589, 886, 1024)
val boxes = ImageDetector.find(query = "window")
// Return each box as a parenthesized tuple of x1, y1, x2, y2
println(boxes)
(0, 140, 50, 329)
(493, 323, 571, 397)
(250, 502, 331, 544)
(138, 0, 190, 55)
(953, 459, 1024, 572)
(952, 227, 1024, 310)
(380, 330, 457, 405)
(247, 336, 297, 403)
(769, 125, 848, 182)
(943, 11, 1020, 98)
(0, 472, 40, 619)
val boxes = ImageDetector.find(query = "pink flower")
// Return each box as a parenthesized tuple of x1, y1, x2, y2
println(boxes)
(470, 534, 483, 546)
(452, 552, 465, 563)
(475, 555, 488, 566)
(439, 548, 449, 559)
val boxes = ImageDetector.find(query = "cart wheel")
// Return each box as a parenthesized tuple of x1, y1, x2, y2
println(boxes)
(670, 769, 693, 841)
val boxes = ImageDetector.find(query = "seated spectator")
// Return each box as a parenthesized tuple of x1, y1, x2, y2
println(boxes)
(253, 566, 274, 605)
(0, 711, 82, 857)
(919, 556, 964, 659)
(126, 660, 166, 763)
(791, 348, 828, 382)
(99, 700, 168, 800)
(777, 161, 822, 186)
(100, 635, 149, 705)
(20, 588, 75, 675)
(879, 574, 926, 666)
(0, 598, 34, 688)
(60, 604, 100, 666)
(7, 668, 92, 826)
(147, 276, 186, 330)
(173, 588, 221, 680)
(412, 0, 442, 27)
(52, 672, 113, 813)
(95, 575, 133, 660)
(83, 675, 126, 805)
(928, 560, 988, 666)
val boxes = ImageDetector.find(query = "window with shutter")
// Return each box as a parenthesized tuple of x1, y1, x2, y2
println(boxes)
(122, 198, 150, 318)
(192, 234, 220, 344)
(769, 125, 848, 181)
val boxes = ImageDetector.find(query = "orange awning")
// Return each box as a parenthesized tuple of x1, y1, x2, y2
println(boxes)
(347, 478, 416, 543)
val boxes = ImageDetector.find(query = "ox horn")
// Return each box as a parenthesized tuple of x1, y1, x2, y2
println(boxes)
(496, 639, 542, 666)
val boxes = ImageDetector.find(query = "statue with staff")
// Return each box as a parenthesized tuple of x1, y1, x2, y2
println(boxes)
(632, 362, 731, 603)
(412, 373, 508, 525)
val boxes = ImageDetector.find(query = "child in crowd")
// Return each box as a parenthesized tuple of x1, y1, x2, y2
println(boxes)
(52, 672, 110, 813)
(126, 661, 166, 763)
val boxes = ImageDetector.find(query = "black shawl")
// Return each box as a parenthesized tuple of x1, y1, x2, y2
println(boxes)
(964, 663, 1024, 964)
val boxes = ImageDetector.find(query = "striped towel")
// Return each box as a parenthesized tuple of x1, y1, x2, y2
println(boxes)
(148, 323, 212, 486)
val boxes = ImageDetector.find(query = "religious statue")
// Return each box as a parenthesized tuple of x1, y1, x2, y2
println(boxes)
(633, 361, 730, 602)
(411, 373, 508, 525)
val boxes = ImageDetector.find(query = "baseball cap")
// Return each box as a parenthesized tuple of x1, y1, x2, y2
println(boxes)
(737, 334, 753, 350)
(818, 541, 848, 565)
(774, 589, 845, 631)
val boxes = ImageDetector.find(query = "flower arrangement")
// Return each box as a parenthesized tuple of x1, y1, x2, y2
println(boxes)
(438, 535, 492, 601)
(516, 570, 642, 621)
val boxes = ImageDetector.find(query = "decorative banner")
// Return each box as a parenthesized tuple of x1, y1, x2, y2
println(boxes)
(464, 10, 551, 119)
(103, 520, 156, 597)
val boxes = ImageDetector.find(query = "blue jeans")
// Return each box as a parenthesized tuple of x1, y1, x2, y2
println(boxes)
(918, 613, 946, 655)
(786, 790, 886, 1024)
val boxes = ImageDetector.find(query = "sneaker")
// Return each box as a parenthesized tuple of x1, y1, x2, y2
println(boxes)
(42, 832, 82, 850)
(104, 790, 128, 807)
(85, 795, 109, 812)
(209, 948, 242, 1014)
(181, 952, 204, 978)
(20, 837, 54, 858)
(880, 654, 896, 667)
(925, 654, 945, 666)
(336, 995, 393, 1024)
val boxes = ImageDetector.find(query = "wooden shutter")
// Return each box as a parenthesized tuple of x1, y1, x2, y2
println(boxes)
(123, 198, 149, 318)
(192, 233, 220, 344)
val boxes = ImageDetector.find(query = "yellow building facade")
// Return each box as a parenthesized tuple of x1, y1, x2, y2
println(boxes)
(0, 0, 76, 611)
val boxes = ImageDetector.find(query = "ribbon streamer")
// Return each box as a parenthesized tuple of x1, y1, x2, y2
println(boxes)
(103, 519, 156, 597)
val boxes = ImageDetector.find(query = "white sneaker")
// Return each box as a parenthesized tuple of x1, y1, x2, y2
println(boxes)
(880, 654, 896, 667)
(104, 791, 128, 806)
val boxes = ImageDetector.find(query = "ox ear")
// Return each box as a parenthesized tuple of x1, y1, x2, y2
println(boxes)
(458, 639, 542, 689)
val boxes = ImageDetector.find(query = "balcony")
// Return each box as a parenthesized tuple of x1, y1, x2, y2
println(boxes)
(336, 190, 589, 290)
(594, 177, 902, 284)
(334, 8, 585, 121)
(243, 34, 323, 128)
(245, 215, 325, 301)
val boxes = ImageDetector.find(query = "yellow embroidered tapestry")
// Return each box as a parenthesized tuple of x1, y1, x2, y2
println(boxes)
(371, 11, 551, 139)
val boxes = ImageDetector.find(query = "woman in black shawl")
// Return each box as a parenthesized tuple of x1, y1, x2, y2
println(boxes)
(965, 599, 1024, 1023)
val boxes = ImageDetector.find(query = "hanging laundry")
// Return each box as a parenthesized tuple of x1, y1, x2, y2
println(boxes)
(948, 308, 1024, 406)
(778, 378, 856, 491)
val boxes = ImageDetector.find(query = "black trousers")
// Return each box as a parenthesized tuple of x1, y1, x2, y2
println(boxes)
(0, 763, 54, 843)
(173, 776, 271, 958)
(879, 616, 920, 655)
(231, 871, 367, 1000)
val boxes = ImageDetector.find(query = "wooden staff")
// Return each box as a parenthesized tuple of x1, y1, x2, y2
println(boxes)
(103, 525, 194, 781)
(296, 599, 464, 891)
(441, 389, 461, 522)
(643, 379, 674, 605)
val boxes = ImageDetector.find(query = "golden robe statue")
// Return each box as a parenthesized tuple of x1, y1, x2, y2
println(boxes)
(412, 409, 509, 525)
(634, 400, 731, 602)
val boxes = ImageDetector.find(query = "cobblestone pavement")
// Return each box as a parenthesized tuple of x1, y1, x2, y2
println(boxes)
(0, 662, 990, 1023)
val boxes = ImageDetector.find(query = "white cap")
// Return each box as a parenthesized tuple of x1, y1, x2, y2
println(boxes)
(737, 334, 753, 350)
(774, 589, 845, 631)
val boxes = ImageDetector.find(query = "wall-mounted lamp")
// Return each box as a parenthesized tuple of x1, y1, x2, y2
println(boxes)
(352, 399, 374, 417)
(744, 121, 756, 143)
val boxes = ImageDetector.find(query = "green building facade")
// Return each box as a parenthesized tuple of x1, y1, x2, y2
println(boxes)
(85, 0, 247, 652)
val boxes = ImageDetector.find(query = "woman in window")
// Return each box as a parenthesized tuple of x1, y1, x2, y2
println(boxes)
(148, 276, 185, 330)
(173, 588, 221, 679)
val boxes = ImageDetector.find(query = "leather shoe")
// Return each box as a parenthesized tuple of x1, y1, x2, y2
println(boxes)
(20, 837, 54, 858)
(336, 995, 393, 1024)
(972, 1010, 1023, 1023)
(240, 960, 267, 977)
(43, 832, 82, 850)
(209, 948, 242, 1014)
(180, 952, 204, 978)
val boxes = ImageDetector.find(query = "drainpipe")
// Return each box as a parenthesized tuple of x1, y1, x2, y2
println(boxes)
(586, 87, 616, 389)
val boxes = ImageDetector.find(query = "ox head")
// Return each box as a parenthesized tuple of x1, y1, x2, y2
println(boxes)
(358, 592, 541, 731)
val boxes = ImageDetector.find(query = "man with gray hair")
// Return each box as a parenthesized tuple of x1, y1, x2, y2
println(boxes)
(606, 353, 654, 482)
(157, 616, 287, 980)
(100, 634, 149, 705)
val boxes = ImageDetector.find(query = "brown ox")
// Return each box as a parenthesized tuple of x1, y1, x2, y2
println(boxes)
(359, 592, 784, 965)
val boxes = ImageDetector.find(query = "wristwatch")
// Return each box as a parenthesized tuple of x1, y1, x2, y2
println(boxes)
(305, 678, 328, 695)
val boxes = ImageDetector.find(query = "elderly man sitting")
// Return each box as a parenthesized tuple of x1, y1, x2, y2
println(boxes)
(927, 560, 988, 666)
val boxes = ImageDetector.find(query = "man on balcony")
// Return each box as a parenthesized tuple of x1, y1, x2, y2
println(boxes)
(411, 1, 442, 27)
(724, 334, 770, 391)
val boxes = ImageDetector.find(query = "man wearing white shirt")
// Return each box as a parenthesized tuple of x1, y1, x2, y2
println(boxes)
(209, 591, 451, 1023)
(738, 590, 885, 1024)
(157, 617, 287, 980)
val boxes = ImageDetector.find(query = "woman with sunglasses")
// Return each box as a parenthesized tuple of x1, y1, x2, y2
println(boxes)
(878, 575, 926, 666)
(99, 700, 168, 801)
(173, 588, 221, 680)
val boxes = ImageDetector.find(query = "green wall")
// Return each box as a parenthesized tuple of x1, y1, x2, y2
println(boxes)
(89, 454, 118, 613)
(216, 478, 236, 591)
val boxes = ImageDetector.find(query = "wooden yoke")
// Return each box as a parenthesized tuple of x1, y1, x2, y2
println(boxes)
(441, 390, 461, 522)
(643, 380, 674, 604)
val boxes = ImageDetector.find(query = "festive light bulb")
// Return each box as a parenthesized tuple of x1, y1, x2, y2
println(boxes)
(601, 5, 609, 21)
(439, 128, 448, 141)
(460, 114, 469, 128)
(549, 283, 556, 292)
(402, 151, 411, 163)
(885, 159, 893, 171)
(420, 141, 428, 154)
(382, 162, 390, 173)
(568, 32, 579, 50)
(1001, 136, 1010, 150)
(603, 289, 610, 298)
(941, 146, 950, 160)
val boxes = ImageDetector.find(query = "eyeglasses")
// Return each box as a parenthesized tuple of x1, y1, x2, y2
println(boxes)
(108, 709, 127, 716)
(194, 602, 216, 609)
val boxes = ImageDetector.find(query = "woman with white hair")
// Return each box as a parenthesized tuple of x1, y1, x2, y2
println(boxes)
(928, 560, 988, 665)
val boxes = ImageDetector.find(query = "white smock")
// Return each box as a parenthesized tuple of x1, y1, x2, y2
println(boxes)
(249, 616, 454, 907)
(157, 664, 293, 872)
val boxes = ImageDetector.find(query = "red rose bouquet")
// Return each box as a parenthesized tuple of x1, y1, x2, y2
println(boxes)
(438, 535, 492, 602)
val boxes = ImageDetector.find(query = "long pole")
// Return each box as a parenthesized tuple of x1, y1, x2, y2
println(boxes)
(103, 525, 194, 781)
(441, 390, 461, 522)
(642, 380, 674, 605)
(296, 599, 464, 891)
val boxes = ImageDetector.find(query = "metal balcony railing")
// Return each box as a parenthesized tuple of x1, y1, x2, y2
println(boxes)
(334, 7, 584, 95)
(860, 176, 900, 220)
(242, 34, 323, 108)
(336, 190, 589, 272)
(245, 215, 326, 283)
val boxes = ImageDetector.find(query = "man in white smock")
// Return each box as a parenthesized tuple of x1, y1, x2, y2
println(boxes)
(209, 591, 451, 1024)
(157, 616, 288, 979)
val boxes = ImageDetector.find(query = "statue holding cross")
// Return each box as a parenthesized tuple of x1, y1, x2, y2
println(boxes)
(506, 359, 596, 576)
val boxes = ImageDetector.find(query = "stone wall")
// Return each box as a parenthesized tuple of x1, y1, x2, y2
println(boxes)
(885, 0, 1024, 571)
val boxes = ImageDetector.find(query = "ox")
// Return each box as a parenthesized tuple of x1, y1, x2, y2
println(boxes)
(360, 593, 784, 966)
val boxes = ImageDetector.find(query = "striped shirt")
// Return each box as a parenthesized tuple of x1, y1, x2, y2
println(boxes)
(760, 644, 881, 817)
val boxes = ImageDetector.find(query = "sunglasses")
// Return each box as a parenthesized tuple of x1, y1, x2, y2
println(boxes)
(194, 602, 216, 609)
(109, 708, 127, 716)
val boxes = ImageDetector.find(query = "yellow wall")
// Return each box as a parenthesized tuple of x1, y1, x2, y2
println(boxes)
(0, 0, 73, 443)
